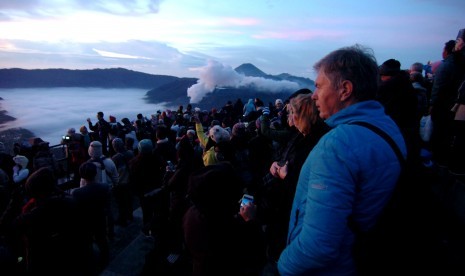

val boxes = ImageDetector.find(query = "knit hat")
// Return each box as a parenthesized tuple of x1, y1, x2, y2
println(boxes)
(109, 115, 116, 123)
(210, 120, 220, 127)
(379, 59, 401, 76)
(88, 141, 103, 159)
(79, 125, 88, 134)
(232, 122, 246, 138)
(186, 129, 196, 136)
(79, 162, 97, 181)
(208, 125, 230, 143)
(112, 138, 125, 153)
(457, 28, 465, 40)
(138, 139, 153, 155)
(13, 155, 29, 168)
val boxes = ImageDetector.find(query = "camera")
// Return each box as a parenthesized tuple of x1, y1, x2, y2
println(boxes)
(240, 194, 254, 207)
(62, 135, 72, 143)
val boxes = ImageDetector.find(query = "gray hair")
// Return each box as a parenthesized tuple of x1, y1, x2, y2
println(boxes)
(313, 44, 379, 101)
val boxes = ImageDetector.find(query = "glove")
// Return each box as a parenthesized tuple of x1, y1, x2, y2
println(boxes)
(262, 107, 270, 116)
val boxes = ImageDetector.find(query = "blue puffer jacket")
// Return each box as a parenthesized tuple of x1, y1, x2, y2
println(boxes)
(278, 100, 406, 275)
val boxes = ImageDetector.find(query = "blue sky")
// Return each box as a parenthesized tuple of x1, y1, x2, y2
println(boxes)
(0, 0, 463, 80)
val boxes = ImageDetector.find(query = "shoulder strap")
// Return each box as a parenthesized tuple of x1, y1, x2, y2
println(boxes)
(348, 121, 405, 168)
(347, 121, 406, 236)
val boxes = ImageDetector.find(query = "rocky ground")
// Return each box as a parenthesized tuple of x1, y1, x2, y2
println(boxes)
(0, 104, 36, 155)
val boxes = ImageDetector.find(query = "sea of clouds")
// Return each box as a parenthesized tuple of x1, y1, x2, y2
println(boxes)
(0, 88, 171, 146)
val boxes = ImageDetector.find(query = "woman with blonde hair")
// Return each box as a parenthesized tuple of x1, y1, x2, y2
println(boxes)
(260, 91, 329, 272)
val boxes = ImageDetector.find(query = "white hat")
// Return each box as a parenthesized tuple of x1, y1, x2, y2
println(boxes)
(208, 125, 230, 143)
(13, 155, 29, 168)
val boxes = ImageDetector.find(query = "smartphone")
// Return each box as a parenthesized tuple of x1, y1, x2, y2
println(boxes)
(167, 160, 175, 171)
(240, 194, 254, 207)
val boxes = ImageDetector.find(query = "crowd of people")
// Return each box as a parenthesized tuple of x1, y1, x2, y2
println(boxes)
(0, 27, 464, 275)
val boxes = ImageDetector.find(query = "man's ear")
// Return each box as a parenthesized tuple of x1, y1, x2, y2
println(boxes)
(339, 80, 354, 102)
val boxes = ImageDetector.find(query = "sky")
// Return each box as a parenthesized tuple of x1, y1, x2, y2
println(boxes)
(0, 0, 464, 81)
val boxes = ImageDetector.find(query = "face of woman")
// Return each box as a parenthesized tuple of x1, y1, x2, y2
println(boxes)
(291, 109, 304, 134)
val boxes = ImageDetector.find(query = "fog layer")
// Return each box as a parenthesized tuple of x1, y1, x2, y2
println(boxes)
(0, 88, 169, 146)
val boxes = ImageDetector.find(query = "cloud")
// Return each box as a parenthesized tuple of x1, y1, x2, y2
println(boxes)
(223, 17, 260, 26)
(187, 60, 300, 103)
(0, 39, 208, 77)
(0, 0, 163, 16)
(93, 48, 153, 60)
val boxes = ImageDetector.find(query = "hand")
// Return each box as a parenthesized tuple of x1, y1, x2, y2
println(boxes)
(86, 118, 91, 122)
(269, 161, 280, 177)
(13, 165, 19, 173)
(239, 202, 256, 222)
(277, 161, 289, 179)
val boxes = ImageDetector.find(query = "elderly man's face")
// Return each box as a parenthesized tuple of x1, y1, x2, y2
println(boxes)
(312, 71, 341, 120)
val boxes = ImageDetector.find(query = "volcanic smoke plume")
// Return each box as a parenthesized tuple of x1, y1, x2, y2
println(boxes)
(187, 60, 299, 103)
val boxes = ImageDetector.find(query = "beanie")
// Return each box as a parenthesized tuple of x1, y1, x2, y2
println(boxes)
(88, 141, 103, 159)
(210, 120, 220, 127)
(13, 155, 29, 168)
(79, 125, 88, 134)
(79, 162, 97, 181)
(379, 59, 401, 76)
(112, 138, 125, 153)
(208, 125, 230, 143)
(109, 115, 116, 123)
(138, 139, 153, 155)
(67, 128, 76, 136)
(232, 122, 246, 138)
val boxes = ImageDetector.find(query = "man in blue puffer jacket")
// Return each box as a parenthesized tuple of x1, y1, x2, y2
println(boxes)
(277, 45, 406, 275)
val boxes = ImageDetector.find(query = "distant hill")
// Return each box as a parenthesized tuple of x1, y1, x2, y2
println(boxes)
(235, 63, 314, 88)
(0, 68, 189, 89)
(235, 63, 269, 78)
(0, 66, 315, 109)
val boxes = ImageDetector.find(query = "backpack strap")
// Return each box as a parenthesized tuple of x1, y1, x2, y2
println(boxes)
(348, 121, 405, 168)
(347, 121, 405, 234)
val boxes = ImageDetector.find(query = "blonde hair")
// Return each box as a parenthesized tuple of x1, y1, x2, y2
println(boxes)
(289, 93, 319, 135)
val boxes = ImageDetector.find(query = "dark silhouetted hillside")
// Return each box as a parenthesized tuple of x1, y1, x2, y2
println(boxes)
(0, 68, 189, 89)
(0, 65, 314, 109)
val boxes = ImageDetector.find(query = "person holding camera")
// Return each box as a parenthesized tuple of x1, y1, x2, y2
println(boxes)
(182, 162, 266, 276)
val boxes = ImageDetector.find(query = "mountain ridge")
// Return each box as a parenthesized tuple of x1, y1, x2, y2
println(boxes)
(0, 65, 315, 109)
